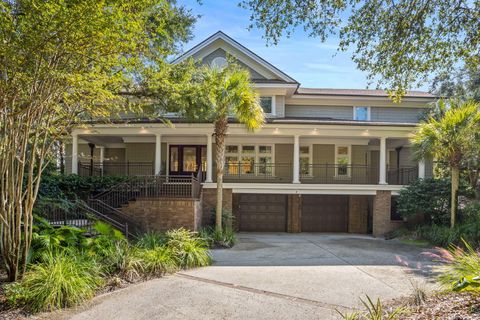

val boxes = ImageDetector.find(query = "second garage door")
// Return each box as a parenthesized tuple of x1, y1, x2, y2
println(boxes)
(236, 194, 287, 232)
(302, 195, 349, 232)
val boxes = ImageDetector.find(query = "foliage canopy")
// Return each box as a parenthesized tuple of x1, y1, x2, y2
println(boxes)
(240, 0, 480, 97)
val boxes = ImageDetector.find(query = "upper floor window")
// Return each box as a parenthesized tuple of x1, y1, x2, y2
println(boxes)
(354, 106, 370, 121)
(260, 96, 275, 115)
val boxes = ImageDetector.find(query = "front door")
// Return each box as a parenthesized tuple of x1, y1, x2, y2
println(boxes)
(169, 145, 206, 176)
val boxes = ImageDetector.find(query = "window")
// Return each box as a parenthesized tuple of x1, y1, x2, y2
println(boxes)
(225, 144, 274, 175)
(299, 146, 312, 176)
(336, 146, 351, 177)
(354, 106, 370, 121)
(260, 96, 275, 115)
(211, 56, 228, 69)
(241, 145, 255, 174)
(258, 146, 273, 175)
(225, 146, 239, 174)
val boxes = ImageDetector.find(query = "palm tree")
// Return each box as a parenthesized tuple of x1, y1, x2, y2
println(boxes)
(412, 99, 480, 227)
(195, 64, 265, 232)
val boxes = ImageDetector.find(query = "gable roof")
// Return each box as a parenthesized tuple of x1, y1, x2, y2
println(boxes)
(172, 31, 298, 84)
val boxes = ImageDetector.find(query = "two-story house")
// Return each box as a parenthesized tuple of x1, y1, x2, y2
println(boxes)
(66, 31, 436, 236)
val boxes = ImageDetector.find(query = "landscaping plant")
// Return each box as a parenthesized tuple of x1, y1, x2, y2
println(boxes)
(412, 99, 480, 227)
(165, 228, 211, 268)
(437, 240, 480, 292)
(337, 295, 406, 320)
(6, 252, 103, 313)
(199, 226, 237, 248)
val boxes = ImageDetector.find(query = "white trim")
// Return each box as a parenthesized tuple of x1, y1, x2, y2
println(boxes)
(260, 96, 276, 116)
(172, 31, 297, 83)
(418, 160, 426, 179)
(353, 106, 371, 121)
(201, 182, 402, 195)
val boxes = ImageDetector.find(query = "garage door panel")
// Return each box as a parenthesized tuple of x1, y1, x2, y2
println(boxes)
(237, 194, 287, 232)
(302, 195, 348, 232)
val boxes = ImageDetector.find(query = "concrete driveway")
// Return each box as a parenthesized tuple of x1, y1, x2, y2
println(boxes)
(55, 233, 440, 320)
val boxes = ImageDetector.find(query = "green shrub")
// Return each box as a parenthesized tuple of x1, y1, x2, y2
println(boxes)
(135, 247, 177, 277)
(135, 231, 166, 249)
(397, 179, 453, 224)
(438, 241, 480, 292)
(9, 253, 103, 313)
(413, 219, 480, 247)
(29, 217, 87, 263)
(198, 226, 236, 248)
(165, 228, 211, 268)
(38, 173, 129, 202)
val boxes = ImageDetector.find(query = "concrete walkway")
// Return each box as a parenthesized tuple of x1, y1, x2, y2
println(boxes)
(52, 233, 440, 320)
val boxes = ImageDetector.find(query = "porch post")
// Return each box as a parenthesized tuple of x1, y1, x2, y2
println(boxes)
(155, 133, 161, 175)
(379, 137, 387, 184)
(99, 146, 105, 176)
(206, 133, 213, 183)
(418, 160, 425, 179)
(72, 133, 78, 174)
(293, 135, 300, 183)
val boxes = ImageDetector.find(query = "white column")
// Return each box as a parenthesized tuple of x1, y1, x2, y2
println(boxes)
(72, 133, 78, 174)
(418, 160, 426, 179)
(293, 135, 300, 183)
(206, 134, 213, 183)
(379, 137, 387, 184)
(99, 146, 105, 176)
(155, 133, 161, 175)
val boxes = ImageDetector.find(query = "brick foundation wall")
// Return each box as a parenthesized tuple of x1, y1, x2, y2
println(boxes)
(201, 188, 233, 227)
(372, 190, 404, 237)
(121, 198, 202, 232)
(348, 195, 368, 234)
(287, 194, 301, 233)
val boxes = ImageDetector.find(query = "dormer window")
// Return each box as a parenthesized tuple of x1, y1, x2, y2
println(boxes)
(260, 96, 275, 115)
(354, 106, 370, 121)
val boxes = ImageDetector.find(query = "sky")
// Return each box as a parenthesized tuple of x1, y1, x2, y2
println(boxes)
(176, 0, 428, 91)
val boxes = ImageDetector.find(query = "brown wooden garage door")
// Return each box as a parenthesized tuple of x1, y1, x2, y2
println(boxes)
(236, 194, 287, 232)
(301, 195, 348, 232)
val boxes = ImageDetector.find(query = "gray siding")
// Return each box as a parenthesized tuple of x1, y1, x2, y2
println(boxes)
(275, 95, 285, 117)
(274, 144, 293, 180)
(398, 147, 416, 168)
(202, 48, 266, 80)
(285, 105, 353, 120)
(125, 143, 154, 162)
(371, 107, 424, 123)
(285, 105, 424, 123)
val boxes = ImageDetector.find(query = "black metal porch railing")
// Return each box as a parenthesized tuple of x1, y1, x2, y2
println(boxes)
(387, 166, 418, 185)
(213, 163, 419, 185)
(36, 201, 131, 237)
(78, 162, 154, 177)
(300, 164, 378, 184)
(220, 163, 293, 183)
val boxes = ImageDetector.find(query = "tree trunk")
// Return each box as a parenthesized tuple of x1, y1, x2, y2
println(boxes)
(451, 166, 460, 228)
(59, 141, 65, 174)
(214, 116, 228, 232)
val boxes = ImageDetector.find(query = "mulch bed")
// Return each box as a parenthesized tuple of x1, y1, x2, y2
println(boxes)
(394, 292, 480, 320)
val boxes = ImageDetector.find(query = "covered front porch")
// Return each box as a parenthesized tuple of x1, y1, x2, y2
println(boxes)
(69, 123, 429, 187)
